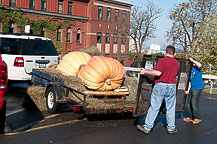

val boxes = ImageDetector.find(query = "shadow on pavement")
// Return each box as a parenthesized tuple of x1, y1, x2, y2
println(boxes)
(6, 84, 44, 132)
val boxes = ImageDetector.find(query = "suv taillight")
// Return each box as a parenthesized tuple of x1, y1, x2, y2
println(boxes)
(0, 65, 7, 89)
(14, 57, 24, 67)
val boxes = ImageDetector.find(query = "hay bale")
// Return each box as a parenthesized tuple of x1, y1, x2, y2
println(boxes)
(40, 64, 86, 92)
(27, 64, 139, 113)
(123, 76, 138, 102)
(77, 46, 101, 57)
(27, 85, 47, 111)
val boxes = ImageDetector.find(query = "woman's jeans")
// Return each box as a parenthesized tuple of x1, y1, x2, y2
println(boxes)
(143, 82, 176, 131)
(186, 89, 202, 120)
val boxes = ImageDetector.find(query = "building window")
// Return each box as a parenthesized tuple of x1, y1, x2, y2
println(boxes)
(97, 32, 102, 43)
(57, 28, 62, 42)
(9, 0, 16, 7)
(30, 0, 35, 9)
(121, 34, 125, 45)
(114, 34, 118, 44)
(122, 10, 126, 22)
(107, 7, 111, 21)
(77, 29, 81, 44)
(68, 2, 73, 15)
(41, 0, 47, 11)
(105, 33, 110, 44)
(58, 0, 63, 14)
(9, 21, 15, 33)
(115, 9, 119, 21)
(66, 28, 72, 43)
(98, 6, 103, 20)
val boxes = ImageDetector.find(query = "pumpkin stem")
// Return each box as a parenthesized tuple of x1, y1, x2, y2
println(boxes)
(106, 79, 111, 85)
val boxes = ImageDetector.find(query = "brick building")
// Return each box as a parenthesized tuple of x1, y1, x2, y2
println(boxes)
(0, 0, 132, 65)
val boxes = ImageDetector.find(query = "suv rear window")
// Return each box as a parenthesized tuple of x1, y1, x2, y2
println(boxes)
(0, 38, 58, 56)
(0, 38, 18, 54)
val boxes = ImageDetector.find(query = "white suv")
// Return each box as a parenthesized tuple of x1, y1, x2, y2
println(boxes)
(0, 33, 59, 83)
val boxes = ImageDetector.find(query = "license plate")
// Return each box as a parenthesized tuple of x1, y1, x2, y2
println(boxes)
(39, 64, 46, 68)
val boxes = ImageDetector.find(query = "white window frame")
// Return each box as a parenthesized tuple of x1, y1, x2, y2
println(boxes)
(58, 0, 63, 14)
(76, 29, 81, 44)
(66, 28, 72, 43)
(57, 28, 62, 42)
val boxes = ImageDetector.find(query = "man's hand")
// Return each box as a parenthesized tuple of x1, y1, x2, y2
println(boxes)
(185, 91, 189, 94)
(140, 68, 147, 75)
(189, 58, 194, 62)
(189, 57, 202, 69)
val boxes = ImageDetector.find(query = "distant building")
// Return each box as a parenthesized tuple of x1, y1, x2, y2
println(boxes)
(87, 0, 132, 65)
(0, 0, 132, 66)
(150, 44, 160, 54)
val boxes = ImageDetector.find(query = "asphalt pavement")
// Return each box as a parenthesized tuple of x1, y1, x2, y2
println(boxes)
(1, 90, 217, 144)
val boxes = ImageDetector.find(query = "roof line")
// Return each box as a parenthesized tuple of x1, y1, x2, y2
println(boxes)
(97, 0, 133, 7)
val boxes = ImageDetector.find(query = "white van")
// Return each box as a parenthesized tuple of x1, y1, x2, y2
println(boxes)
(0, 33, 59, 83)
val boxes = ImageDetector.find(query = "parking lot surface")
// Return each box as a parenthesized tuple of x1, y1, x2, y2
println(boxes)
(1, 88, 217, 144)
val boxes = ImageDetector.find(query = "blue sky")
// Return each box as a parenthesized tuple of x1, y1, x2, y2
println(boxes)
(124, 0, 187, 50)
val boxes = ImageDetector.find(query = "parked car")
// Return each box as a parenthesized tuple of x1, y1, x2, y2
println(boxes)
(0, 53, 8, 134)
(0, 32, 59, 83)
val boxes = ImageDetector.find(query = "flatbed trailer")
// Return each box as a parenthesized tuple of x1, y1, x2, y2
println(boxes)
(30, 69, 134, 114)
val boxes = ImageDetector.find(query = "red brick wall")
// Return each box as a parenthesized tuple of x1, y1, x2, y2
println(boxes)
(2, 0, 9, 5)
(1, 0, 131, 65)
(17, 0, 28, 8)
(47, 0, 57, 13)
(35, 0, 41, 10)
(86, 0, 131, 65)
(73, 0, 88, 17)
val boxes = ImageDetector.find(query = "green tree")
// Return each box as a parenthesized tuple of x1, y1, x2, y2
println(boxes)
(168, 0, 217, 56)
(196, 15, 217, 75)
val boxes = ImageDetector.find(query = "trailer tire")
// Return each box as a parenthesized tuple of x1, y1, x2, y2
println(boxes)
(46, 87, 58, 114)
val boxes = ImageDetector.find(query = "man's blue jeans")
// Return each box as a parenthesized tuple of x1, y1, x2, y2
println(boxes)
(143, 82, 176, 131)
(186, 89, 202, 120)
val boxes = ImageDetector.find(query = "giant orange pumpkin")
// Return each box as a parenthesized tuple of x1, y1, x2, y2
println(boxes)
(56, 52, 91, 76)
(78, 56, 125, 91)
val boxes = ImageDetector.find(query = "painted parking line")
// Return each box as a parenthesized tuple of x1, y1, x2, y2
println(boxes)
(6, 108, 26, 117)
(5, 113, 62, 133)
(205, 97, 217, 101)
(39, 114, 61, 123)
(44, 114, 60, 119)
(5, 119, 83, 136)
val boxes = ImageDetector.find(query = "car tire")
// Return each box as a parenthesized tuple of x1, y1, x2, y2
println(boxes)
(45, 87, 58, 114)
(0, 101, 6, 134)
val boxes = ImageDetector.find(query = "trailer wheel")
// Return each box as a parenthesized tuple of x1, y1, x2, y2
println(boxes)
(46, 87, 58, 114)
